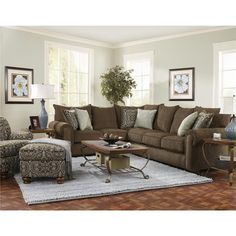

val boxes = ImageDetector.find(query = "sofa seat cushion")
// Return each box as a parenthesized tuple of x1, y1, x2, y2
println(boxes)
(101, 129, 128, 140)
(92, 106, 118, 130)
(142, 131, 169, 148)
(161, 135, 186, 153)
(74, 130, 103, 143)
(128, 128, 150, 144)
(0, 140, 29, 157)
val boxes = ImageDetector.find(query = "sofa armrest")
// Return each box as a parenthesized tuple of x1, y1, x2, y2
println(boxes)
(186, 128, 225, 146)
(10, 131, 33, 140)
(49, 121, 74, 143)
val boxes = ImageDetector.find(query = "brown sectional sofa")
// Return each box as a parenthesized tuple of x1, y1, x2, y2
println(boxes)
(49, 104, 230, 173)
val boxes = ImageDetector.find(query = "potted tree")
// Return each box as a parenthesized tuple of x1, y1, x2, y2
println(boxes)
(100, 65, 137, 105)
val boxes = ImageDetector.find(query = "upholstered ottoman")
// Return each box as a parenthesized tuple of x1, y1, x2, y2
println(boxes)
(19, 143, 66, 184)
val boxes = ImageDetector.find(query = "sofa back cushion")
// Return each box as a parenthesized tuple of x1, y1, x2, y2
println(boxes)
(92, 106, 118, 130)
(156, 105, 179, 132)
(210, 114, 231, 128)
(170, 107, 194, 134)
(194, 106, 220, 114)
(53, 104, 92, 122)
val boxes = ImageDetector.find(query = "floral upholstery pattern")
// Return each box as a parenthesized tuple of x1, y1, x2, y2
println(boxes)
(10, 131, 33, 140)
(19, 143, 66, 179)
(0, 117, 33, 177)
(0, 117, 11, 141)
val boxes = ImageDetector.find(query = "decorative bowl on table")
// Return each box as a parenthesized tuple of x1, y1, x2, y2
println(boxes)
(99, 133, 123, 145)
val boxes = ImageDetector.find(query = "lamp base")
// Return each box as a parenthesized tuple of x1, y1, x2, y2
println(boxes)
(225, 115, 236, 140)
(39, 99, 48, 129)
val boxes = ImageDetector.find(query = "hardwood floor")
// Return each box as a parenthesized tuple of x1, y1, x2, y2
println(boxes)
(1, 170, 236, 210)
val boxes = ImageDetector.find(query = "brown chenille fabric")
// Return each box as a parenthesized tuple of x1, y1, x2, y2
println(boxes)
(194, 106, 220, 114)
(53, 104, 92, 122)
(91, 106, 118, 130)
(170, 107, 194, 134)
(156, 104, 179, 132)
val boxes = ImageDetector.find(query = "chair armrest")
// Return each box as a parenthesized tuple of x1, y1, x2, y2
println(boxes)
(186, 128, 225, 146)
(49, 121, 74, 143)
(10, 131, 33, 140)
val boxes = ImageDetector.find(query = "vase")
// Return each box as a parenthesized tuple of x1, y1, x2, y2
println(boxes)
(225, 116, 236, 140)
(39, 99, 48, 129)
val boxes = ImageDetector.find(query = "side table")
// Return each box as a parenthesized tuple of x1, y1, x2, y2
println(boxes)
(30, 128, 55, 138)
(202, 138, 236, 186)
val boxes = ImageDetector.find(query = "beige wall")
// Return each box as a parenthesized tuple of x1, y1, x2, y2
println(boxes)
(0, 28, 113, 131)
(1, 27, 236, 131)
(114, 28, 236, 109)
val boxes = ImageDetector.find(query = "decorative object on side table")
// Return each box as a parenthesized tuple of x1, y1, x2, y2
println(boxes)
(5, 66, 34, 104)
(29, 116, 41, 130)
(100, 65, 137, 105)
(169, 67, 195, 101)
(99, 133, 123, 145)
(31, 84, 54, 129)
(225, 95, 236, 140)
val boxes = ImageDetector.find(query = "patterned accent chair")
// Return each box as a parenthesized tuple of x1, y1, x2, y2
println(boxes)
(0, 117, 33, 178)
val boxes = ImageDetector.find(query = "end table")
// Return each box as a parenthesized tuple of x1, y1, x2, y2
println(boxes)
(202, 138, 236, 186)
(30, 128, 55, 138)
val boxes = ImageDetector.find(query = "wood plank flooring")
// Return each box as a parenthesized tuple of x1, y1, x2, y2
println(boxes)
(1, 170, 236, 210)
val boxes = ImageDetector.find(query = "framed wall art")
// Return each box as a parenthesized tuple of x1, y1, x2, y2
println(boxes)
(5, 66, 34, 104)
(169, 67, 195, 101)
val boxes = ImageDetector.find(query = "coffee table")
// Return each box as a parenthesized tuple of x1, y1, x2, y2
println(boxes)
(80, 140, 150, 183)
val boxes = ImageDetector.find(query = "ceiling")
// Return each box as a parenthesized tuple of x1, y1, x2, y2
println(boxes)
(24, 26, 228, 47)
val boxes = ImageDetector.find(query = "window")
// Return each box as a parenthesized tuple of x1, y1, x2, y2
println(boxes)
(214, 41, 236, 113)
(45, 42, 93, 121)
(124, 51, 154, 106)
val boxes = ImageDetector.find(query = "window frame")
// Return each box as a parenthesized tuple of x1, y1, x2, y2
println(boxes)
(213, 40, 236, 110)
(44, 41, 94, 113)
(123, 51, 154, 106)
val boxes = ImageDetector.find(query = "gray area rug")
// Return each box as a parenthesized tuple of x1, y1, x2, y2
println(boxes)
(15, 155, 212, 205)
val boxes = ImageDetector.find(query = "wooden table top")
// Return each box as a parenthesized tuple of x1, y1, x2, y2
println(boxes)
(203, 138, 236, 146)
(81, 140, 148, 155)
(30, 128, 55, 133)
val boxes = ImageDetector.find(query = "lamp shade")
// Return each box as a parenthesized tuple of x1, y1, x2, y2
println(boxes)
(31, 84, 55, 99)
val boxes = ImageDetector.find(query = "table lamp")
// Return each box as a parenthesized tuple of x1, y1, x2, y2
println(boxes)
(31, 84, 55, 129)
(225, 95, 236, 139)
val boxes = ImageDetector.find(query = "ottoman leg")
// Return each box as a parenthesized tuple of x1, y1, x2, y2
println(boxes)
(57, 177, 64, 184)
(22, 177, 31, 184)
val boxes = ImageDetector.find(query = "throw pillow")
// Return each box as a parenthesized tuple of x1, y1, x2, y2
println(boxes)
(120, 108, 137, 129)
(177, 112, 198, 136)
(63, 109, 78, 130)
(75, 109, 93, 131)
(192, 111, 214, 129)
(134, 109, 157, 129)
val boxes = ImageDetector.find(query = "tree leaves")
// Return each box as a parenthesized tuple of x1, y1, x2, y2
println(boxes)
(100, 65, 137, 105)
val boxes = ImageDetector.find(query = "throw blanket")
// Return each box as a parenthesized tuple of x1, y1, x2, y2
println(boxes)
(30, 138, 73, 180)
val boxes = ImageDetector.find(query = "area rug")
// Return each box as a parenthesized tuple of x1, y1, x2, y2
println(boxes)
(14, 155, 212, 205)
